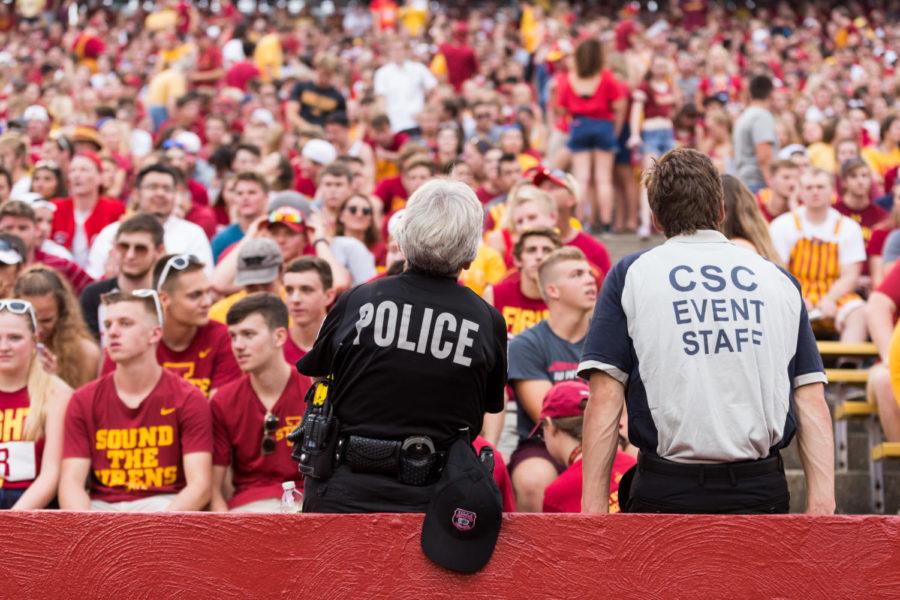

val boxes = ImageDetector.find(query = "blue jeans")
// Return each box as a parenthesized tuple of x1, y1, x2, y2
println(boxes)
(641, 128, 675, 157)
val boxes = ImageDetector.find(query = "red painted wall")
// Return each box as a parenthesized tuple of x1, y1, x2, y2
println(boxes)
(3, 512, 899, 598)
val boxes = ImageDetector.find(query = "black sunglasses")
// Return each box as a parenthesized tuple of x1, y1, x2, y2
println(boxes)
(346, 205, 372, 216)
(261, 413, 279, 455)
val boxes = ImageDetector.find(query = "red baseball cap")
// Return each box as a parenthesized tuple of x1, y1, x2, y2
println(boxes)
(529, 380, 590, 437)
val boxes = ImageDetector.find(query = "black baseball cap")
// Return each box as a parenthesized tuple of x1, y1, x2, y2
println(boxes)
(420, 439, 502, 574)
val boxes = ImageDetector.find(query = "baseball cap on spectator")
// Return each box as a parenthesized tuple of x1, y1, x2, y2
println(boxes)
(259, 206, 307, 234)
(234, 237, 284, 287)
(0, 238, 24, 265)
(529, 380, 590, 437)
(268, 191, 312, 217)
(302, 139, 337, 166)
(250, 108, 275, 127)
(778, 144, 809, 161)
(23, 105, 50, 122)
(421, 438, 502, 573)
(76, 150, 103, 171)
(530, 166, 577, 195)
(173, 131, 202, 155)
(11, 192, 55, 213)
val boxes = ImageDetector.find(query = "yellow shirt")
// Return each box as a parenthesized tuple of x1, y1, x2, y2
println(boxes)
(146, 68, 187, 106)
(888, 320, 900, 409)
(862, 146, 900, 179)
(209, 289, 291, 324)
(460, 244, 507, 297)
(399, 5, 428, 37)
(159, 42, 196, 70)
(520, 5, 540, 54)
(807, 142, 836, 173)
(254, 33, 283, 83)
(517, 153, 540, 173)
(145, 9, 178, 32)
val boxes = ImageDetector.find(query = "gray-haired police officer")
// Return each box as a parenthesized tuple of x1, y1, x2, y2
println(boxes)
(295, 179, 507, 513)
(579, 148, 835, 515)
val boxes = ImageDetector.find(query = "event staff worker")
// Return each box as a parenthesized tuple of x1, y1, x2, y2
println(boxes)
(579, 148, 835, 515)
(59, 290, 213, 512)
(210, 294, 310, 512)
(297, 179, 507, 513)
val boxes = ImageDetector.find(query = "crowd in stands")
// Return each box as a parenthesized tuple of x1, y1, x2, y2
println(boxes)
(0, 0, 898, 513)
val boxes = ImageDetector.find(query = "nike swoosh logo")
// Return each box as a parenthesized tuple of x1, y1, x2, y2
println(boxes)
(160, 407, 176, 416)
(198, 348, 212, 358)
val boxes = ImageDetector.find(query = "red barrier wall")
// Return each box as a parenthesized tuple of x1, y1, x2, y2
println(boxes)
(3, 512, 899, 599)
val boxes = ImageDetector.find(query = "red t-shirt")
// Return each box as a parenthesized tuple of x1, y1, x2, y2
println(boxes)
(868, 226, 895, 258)
(0, 387, 44, 491)
(101, 322, 241, 397)
(636, 80, 677, 120)
(210, 370, 310, 509)
(283, 336, 307, 367)
(438, 42, 479, 92)
(472, 436, 516, 512)
(876, 261, 900, 321)
(556, 69, 623, 121)
(492, 271, 548, 336)
(224, 61, 261, 91)
(834, 200, 888, 247)
(374, 176, 409, 214)
(567, 231, 611, 277)
(62, 370, 212, 502)
(542, 451, 636, 513)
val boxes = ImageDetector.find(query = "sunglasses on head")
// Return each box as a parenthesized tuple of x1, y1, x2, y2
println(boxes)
(261, 412, 279, 455)
(268, 207, 304, 225)
(345, 205, 372, 216)
(0, 299, 38, 332)
(156, 254, 202, 291)
(131, 289, 164, 325)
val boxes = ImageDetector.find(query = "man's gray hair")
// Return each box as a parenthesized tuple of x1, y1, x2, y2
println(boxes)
(396, 178, 483, 277)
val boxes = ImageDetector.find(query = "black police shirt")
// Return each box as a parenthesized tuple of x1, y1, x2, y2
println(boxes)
(297, 269, 507, 446)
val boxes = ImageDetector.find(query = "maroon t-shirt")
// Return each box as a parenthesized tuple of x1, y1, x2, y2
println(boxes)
(62, 370, 212, 502)
(283, 336, 307, 367)
(876, 261, 900, 321)
(211, 370, 309, 508)
(101, 321, 241, 397)
(0, 387, 44, 490)
(224, 61, 261, 91)
(438, 42, 478, 92)
(567, 231, 611, 277)
(374, 176, 409, 214)
(542, 451, 636, 513)
(834, 200, 888, 247)
(491, 271, 548, 336)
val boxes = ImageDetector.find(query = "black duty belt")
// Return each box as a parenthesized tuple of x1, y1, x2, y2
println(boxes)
(336, 434, 447, 486)
(638, 452, 783, 484)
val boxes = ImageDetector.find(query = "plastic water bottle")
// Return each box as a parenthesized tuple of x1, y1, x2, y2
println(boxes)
(280, 481, 303, 513)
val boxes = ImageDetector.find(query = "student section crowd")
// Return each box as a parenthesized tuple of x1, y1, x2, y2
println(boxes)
(0, 0, 898, 513)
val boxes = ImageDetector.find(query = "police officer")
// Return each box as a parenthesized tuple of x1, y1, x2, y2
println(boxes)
(296, 178, 507, 513)
(579, 148, 835, 515)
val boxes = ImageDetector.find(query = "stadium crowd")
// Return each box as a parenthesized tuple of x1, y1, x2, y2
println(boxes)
(0, 0, 898, 513)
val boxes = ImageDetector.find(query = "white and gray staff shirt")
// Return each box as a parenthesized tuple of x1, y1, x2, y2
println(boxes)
(577, 230, 826, 464)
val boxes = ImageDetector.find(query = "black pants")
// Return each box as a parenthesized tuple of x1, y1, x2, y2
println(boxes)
(303, 465, 438, 513)
(623, 453, 790, 515)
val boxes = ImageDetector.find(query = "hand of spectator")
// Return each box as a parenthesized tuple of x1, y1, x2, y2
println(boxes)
(308, 210, 329, 241)
(245, 215, 268, 239)
(36, 344, 59, 375)
(817, 297, 838, 319)
(627, 135, 642, 149)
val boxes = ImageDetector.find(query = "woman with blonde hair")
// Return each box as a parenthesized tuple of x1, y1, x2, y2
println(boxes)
(14, 267, 101, 389)
(486, 183, 558, 268)
(0, 299, 72, 509)
(721, 175, 782, 265)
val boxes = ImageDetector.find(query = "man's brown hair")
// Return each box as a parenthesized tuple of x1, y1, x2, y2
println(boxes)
(643, 148, 723, 237)
(0, 200, 36, 223)
(234, 170, 270, 194)
(840, 157, 870, 181)
(770, 159, 800, 176)
(284, 256, 333, 291)
(513, 227, 561, 260)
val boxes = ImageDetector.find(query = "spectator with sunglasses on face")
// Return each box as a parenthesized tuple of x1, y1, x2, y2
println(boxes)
(100, 253, 240, 398)
(209, 293, 310, 513)
(59, 289, 213, 512)
(0, 298, 72, 510)
(335, 193, 385, 267)
(80, 214, 166, 343)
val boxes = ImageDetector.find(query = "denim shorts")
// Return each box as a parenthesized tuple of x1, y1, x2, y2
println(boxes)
(568, 117, 618, 152)
(641, 127, 675, 157)
(615, 122, 632, 165)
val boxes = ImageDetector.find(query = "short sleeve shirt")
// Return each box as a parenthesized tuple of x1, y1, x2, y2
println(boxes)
(62, 370, 212, 502)
(768, 207, 866, 267)
(732, 106, 778, 190)
(578, 230, 826, 464)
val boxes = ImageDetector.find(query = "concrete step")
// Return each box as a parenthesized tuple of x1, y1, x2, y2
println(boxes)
(788, 469, 900, 515)
(598, 232, 663, 263)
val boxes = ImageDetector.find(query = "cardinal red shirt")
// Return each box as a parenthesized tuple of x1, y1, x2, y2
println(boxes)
(834, 200, 888, 247)
(283, 336, 307, 367)
(62, 370, 212, 502)
(473, 436, 516, 512)
(101, 321, 241, 397)
(211, 370, 310, 509)
(542, 451, 636, 513)
(492, 271, 548, 336)
(374, 176, 409, 214)
(567, 231, 611, 277)
(876, 262, 900, 321)
(0, 388, 44, 491)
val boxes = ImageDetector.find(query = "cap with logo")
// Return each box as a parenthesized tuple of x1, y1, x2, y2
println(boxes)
(234, 237, 283, 287)
(421, 438, 502, 573)
(528, 380, 590, 437)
